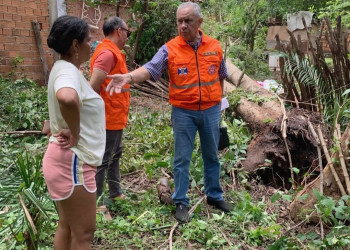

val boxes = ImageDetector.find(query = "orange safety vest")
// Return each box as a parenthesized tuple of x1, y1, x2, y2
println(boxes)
(166, 34, 223, 110)
(90, 38, 130, 130)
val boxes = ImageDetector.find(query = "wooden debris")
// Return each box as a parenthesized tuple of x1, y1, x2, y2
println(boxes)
(32, 20, 49, 85)
(290, 124, 350, 223)
(276, 94, 295, 189)
(157, 177, 173, 205)
(128, 70, 169, 100)
(335, 124, 350, 195)
(317, 126, 346, 196)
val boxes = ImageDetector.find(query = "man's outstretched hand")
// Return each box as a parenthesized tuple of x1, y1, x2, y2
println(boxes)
(106, 74, 129, 95)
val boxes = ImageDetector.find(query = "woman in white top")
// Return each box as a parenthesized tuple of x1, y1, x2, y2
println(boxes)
(43, 15, 106, 249)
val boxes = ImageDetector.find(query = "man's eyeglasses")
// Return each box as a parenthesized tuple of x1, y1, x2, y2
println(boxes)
(119, 27, 132, 38)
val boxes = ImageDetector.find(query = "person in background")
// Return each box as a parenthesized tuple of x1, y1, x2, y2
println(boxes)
(90, 17, 131, 202)
(105, 2, 231, 223)
(43, 15, 106, 249)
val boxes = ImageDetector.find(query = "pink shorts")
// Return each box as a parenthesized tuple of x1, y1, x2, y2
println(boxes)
(42, 142, 97, 201)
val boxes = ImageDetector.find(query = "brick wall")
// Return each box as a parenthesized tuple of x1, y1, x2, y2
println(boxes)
(0, 0, 130, 85)
(66, 0, 131, 45)
(0, 0, 52, 84)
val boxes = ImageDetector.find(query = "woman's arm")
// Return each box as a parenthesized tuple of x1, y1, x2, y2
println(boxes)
(55, 87, 80, 148)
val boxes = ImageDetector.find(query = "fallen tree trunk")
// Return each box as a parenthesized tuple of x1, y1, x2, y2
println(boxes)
(225, 58, 282, 130)
(290, 124, 350, 222)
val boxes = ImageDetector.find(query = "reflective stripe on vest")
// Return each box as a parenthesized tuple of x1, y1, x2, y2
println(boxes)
(103, 87, 131, 92)
(170, 78, 220, 89)
(166, 34, 223, 110)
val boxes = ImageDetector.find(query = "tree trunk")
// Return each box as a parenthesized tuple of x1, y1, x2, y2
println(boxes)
(225, 58, 282, 129)
(130, 0, 149, 64)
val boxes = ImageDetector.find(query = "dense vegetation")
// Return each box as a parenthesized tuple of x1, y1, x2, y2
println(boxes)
(1, 80, 350, 249)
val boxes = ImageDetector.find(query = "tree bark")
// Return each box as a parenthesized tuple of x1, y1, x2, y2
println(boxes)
(130, 0, 149, 64)
(225, 58, 282, 129)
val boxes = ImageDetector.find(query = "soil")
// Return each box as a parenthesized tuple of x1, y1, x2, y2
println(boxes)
(130, 95, 171, 114)
(242, 108, 331, 190)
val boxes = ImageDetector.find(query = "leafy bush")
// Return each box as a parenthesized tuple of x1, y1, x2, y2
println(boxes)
(228, 43, 271, 80)
(0, 76, 51, 248)
(122, 109, 173, 176)
(0, 152, 55, 249)
(0, 76, 48, 131)
(128, 0, 181, 65)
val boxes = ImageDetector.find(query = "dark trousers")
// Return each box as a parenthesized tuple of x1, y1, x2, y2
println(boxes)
(95, 130, 123, 198)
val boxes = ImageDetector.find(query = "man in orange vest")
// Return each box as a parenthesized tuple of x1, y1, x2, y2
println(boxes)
(106, 2, 231, 223)
(90, 17, 132, 202)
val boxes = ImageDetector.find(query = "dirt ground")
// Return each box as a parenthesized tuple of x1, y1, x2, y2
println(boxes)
(130, 94, 171, 114)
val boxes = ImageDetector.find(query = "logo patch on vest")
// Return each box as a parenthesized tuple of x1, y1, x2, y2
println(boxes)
(204, 51, 218, 56)
(209, 65, 216, 75)
(177, 67, 188, 75)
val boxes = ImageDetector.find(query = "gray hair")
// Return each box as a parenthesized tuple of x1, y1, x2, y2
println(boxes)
(177, 2, 202, 18)
(102, 16, 125, 36)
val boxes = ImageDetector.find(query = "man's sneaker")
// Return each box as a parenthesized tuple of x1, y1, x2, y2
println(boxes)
(175, 204, 190, 223)
(207, 198, 231, 212)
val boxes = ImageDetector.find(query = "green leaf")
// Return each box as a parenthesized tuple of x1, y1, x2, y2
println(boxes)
(313, 189, 323, 201)
(16, 231, 24, 242)
(297, 234, 306, 241)
(330, 236, 339, 245)
(282, 195, 292, 201)
(143, 153, 161, 159)
(271, 193, 281, 203)
(292, 167, 300, 174)
(306, 231, 318, 240)
(265, 159, 272, 164)
(342, 89, 350, 96)
(212, 213, 225, 221)
(320, 198, 335, 208)
(22, 188, 49, 219)
(156, 161, 168, 167)
(191, 179, 196, 188)
(298, 194, 309, 201)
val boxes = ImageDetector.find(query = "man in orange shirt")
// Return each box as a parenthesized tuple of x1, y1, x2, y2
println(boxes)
(90, 16, 132, 201)
(105, 2, 231, 223)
